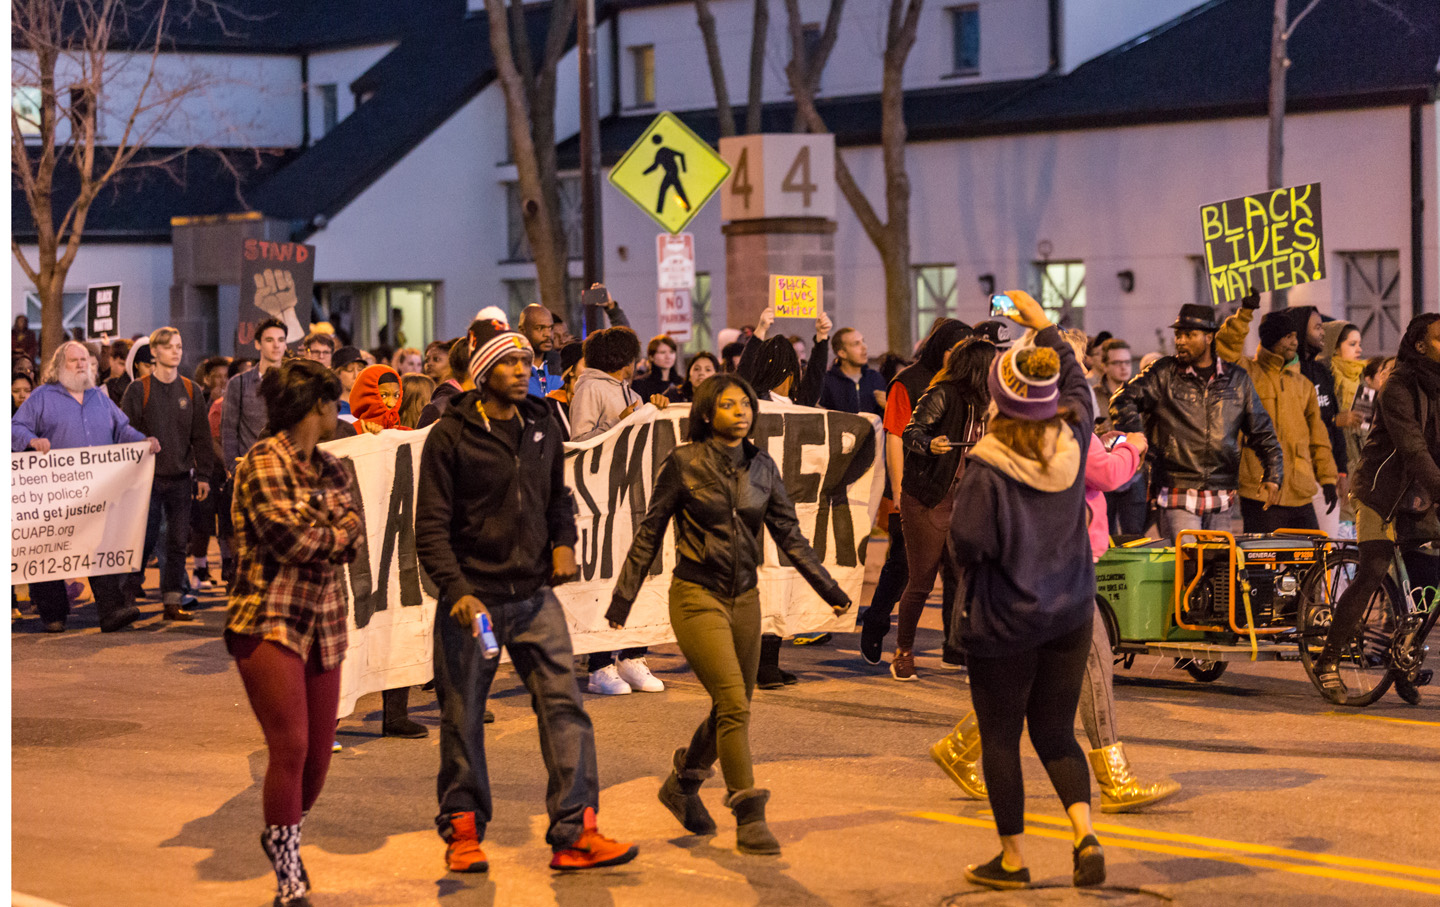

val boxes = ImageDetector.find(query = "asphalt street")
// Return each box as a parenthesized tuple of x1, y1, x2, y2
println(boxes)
(11, 538, 1440, 907)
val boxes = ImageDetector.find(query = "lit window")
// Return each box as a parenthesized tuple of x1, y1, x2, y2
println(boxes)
(13, 86, 41, 136)
(1033, 260, 1086, 329)
(913, 264, 958, 341)
(631, 45, 655, 107)
(950, 5, 979, 74)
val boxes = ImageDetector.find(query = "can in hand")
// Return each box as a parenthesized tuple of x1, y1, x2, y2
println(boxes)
(474, 611, 500, 659)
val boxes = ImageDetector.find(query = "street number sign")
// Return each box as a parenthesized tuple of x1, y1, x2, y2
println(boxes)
(719, 133, 836, 221)
(609, 112, 730, 235)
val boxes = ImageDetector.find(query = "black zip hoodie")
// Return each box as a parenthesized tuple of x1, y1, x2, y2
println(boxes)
(415, 391, 578, 605)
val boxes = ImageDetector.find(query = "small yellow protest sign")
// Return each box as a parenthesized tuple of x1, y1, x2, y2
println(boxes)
(770, 275, 821, 319)
(1200, 182, 1325, 304)
(608, 112, 731, 235)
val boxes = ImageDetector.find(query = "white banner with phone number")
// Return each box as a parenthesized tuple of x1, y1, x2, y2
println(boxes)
(10, 442, 155, 584)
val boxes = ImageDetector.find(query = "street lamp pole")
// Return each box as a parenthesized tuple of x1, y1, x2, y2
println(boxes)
(578, 0, 604, 335)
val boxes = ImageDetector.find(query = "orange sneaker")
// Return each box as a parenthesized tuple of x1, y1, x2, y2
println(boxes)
(549, 807, 639, 871)
(441, 812, 489, 873)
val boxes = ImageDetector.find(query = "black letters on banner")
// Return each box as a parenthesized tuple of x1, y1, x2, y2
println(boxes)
(342, 445, 425, 629)
(566, 409, 873, 580)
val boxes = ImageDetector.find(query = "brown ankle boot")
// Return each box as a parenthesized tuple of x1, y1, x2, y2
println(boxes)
(725, 788, 780, 855)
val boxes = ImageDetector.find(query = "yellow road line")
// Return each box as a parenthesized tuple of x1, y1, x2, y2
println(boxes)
(1013, 812, 1440, 881)
(910, 812, 1440, 897)
(1323, 710, 1440, 728)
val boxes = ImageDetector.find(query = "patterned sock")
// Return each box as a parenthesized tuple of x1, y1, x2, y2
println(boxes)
(261, 824, 307, 902)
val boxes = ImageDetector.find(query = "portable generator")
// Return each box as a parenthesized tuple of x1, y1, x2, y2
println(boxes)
(1174, 530, 1321, 639)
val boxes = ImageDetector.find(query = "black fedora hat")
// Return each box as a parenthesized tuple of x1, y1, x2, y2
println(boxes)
(1171, 304, 1219, 332)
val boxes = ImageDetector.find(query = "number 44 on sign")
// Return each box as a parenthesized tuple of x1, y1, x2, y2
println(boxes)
(719, 134, 836, 221)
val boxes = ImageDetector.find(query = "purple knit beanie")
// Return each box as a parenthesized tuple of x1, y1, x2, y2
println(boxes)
(988, 337, 1061, 420)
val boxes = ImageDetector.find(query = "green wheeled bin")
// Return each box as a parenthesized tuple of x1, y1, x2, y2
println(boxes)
(1095, 545, 1205, 644)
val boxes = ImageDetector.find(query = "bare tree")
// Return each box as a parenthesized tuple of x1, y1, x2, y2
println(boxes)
(693, 0, 770, 137)
(10, 0, 256, 357)
(484, 0, 577, 317)
(785, 0, 922, 353)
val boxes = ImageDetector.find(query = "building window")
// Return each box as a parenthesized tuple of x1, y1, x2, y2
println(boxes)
(505, 178, 584, 263)
(68, 86, 97, 138)
(502, 277, 585, 326)
(799, 23, 824, 91)
(23, 291, 89, 337)
(1033, 260, 1086, 329)
(318, 84, 338, 135)
(13, 86, 42, 136)
(684, 272, 714, 356)
(1340, 250, 1401, 354)
(949, 5, 979, 75)
(913, 264, 958, 341)
(631, 45, 655, 108)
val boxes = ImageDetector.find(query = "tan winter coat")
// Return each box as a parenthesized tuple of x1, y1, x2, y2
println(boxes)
(1217, 307, 1338, 506)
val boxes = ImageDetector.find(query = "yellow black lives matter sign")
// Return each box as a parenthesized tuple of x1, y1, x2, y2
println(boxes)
(608, 112, 731, 235)
(1201, 182, 1325, 304)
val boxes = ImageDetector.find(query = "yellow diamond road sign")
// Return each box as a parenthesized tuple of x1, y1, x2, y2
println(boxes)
(608, 112, 730, 235)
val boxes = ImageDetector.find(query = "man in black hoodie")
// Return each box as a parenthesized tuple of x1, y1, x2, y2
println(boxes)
(415, 318, 637, 873)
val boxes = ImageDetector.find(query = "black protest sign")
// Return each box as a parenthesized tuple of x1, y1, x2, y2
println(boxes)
(1201, 183, 1325, 304)
(239, 239, 315, 345)
(86, 284, 121, 337)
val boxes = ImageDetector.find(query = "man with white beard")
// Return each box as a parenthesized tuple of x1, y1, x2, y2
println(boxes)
(12, 341, 162, 633)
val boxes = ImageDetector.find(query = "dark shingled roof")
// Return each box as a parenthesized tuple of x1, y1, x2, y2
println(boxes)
(14, 0, 1439, 243)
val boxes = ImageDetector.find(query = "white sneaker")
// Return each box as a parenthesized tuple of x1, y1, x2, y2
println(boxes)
(616, 657, 665, 692)
(587, 664, 632, 695)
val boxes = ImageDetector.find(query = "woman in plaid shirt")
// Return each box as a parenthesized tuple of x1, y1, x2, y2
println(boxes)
(227, 359, 362, 907)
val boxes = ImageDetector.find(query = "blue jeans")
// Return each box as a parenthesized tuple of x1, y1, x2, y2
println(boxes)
(433, 587, 598, 848)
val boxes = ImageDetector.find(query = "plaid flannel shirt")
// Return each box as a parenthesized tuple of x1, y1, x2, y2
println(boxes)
(1154, 487, 1237, 516)
(227, 432, 362, 671)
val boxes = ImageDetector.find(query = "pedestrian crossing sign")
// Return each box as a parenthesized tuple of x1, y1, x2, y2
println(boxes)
(608, 111, 731, 235)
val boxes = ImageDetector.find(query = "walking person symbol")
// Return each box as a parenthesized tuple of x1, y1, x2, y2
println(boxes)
(644, 134, 690, 214)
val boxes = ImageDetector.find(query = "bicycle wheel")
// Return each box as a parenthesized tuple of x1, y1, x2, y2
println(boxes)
(1296, 547, 1399, 707)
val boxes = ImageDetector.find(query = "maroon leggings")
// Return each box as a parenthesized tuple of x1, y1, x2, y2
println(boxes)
(231, 636, 342, 825)
(895, 491, 956, 651)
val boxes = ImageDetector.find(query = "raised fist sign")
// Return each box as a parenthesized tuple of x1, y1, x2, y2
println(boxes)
(254, 268, 304, 341)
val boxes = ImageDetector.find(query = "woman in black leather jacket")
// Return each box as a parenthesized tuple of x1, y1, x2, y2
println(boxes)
(888, 338, 996, 680)
(606, 375, 851, 855)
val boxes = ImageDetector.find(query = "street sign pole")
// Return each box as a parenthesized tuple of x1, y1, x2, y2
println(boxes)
(578, 0, 604, 335)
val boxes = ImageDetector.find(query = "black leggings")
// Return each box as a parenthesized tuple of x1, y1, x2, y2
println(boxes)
(967, 619, 1093, 837)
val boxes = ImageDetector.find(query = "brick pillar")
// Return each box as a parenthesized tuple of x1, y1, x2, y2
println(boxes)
(723, 217, 837, 329)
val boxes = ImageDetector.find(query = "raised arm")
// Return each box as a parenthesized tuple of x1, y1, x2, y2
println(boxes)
(1216, 306, 1254, 364)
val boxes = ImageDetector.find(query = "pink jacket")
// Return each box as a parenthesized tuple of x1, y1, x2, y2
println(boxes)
(1084, 435, 1142, 563)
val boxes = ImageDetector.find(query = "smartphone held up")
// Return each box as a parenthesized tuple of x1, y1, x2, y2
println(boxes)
(990, 293, 1019, 319)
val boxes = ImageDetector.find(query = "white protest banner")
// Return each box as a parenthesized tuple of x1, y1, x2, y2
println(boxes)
(324, 401, 882, 716)
(320, 426, 438, 718)
(558, 400, 881, 649)
(11, 442, 154, 584)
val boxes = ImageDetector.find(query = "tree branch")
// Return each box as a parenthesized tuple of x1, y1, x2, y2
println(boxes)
(694, 0, 736, 137)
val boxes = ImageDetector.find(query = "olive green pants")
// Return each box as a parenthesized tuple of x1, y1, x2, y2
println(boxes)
(670, 577, 762, 793)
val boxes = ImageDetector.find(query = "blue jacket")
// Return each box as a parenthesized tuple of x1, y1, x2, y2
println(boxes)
(818, 363, 887, 416)
(11, 383, 148, 452)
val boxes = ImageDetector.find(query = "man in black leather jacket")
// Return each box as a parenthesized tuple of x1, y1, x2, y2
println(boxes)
(1110, 303, 1283, 540)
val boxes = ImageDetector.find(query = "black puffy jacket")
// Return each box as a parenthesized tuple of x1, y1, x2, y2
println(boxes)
(900, 382, 985, 508)
(606, 437, 849, 623)
(1110, 356, 1283, 492)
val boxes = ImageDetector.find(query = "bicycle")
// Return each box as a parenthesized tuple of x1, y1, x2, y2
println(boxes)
(1296, 539, 1438, 707)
